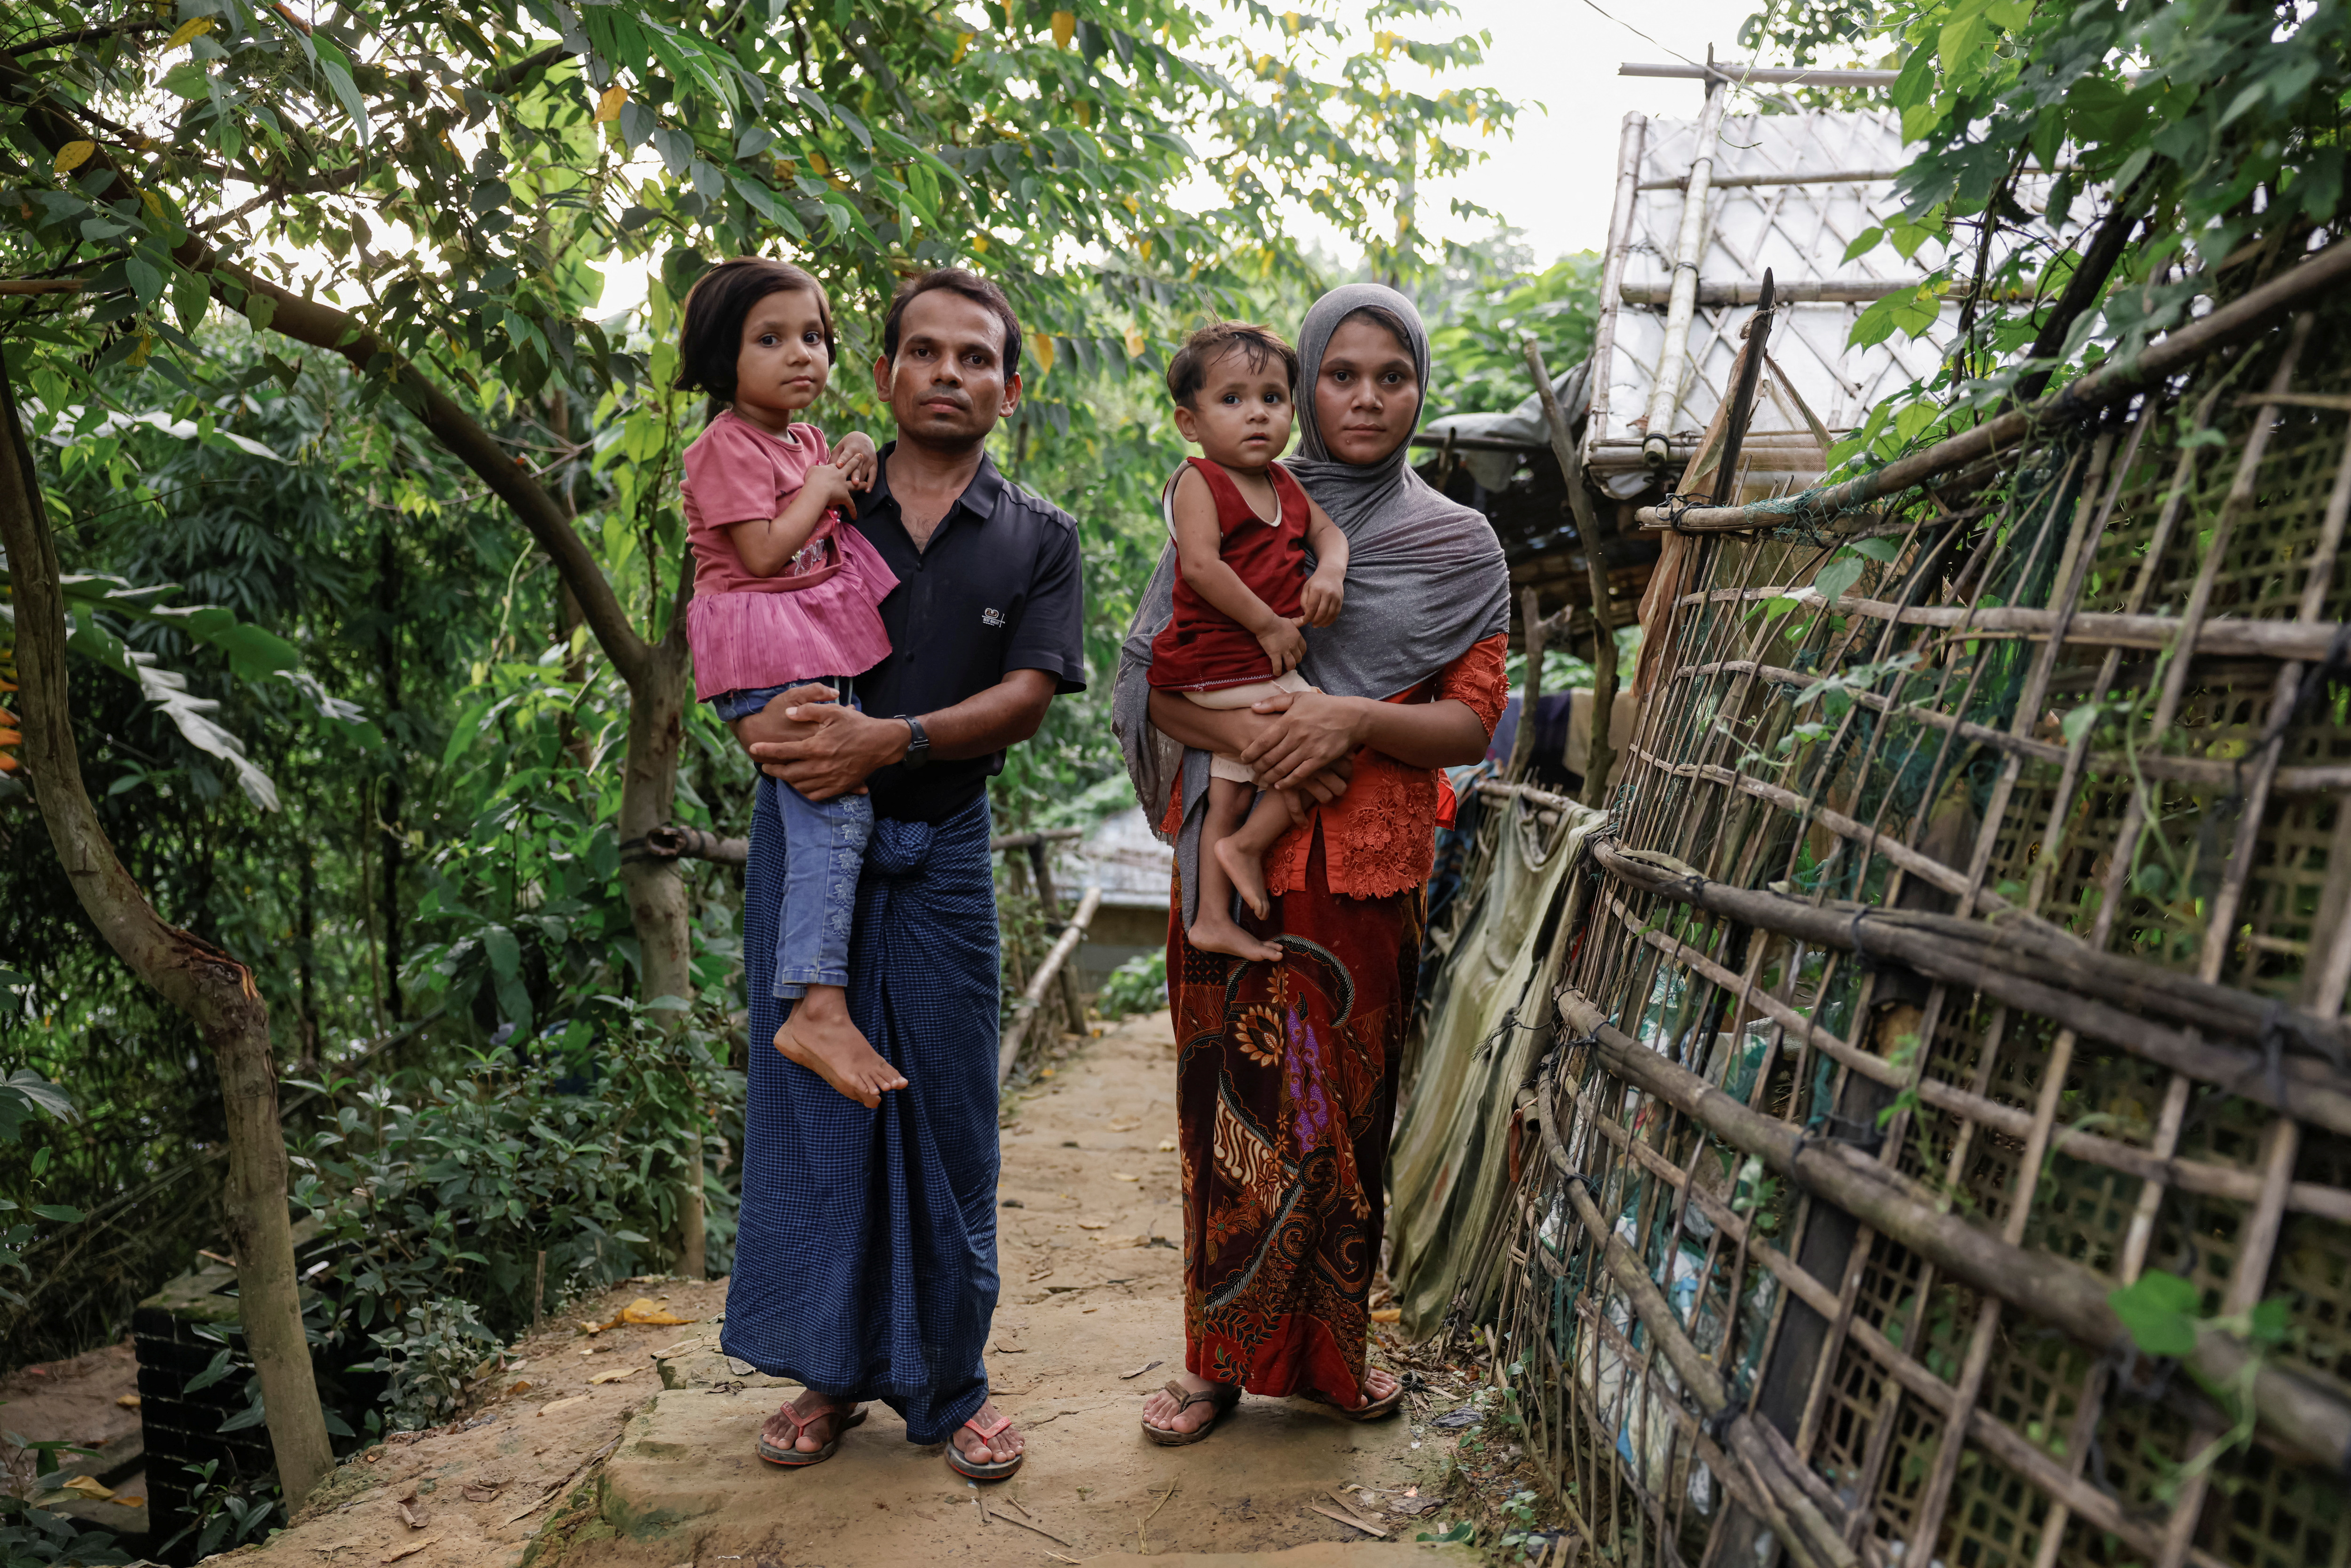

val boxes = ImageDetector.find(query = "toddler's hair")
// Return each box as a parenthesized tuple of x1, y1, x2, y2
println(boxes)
(1166, 322, 1298, 409)
(673, 257, 838, 418)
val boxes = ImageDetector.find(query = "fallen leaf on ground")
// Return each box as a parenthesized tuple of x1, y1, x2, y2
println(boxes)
(507, 1379, 533, 1394)
(1157, 1138, 1176, 1151)
(1370, 1307, 1402, 1323)
(460, 1482, 504, 1503)
(1107, 1117, 1140, 1131)
(1309, 1502, 1387, 1537)
(588, 1365, 642, 1384)
(619, 1297, 693, 1326)
(382, 1538, 435, 1563)
(59, 1478, 113, 1500)
(1120, 1358, 1164, 1380)
(1112, 1172, 1138, 1182)
(1075, 1220, 1106, 1230)
(115, 1394, 141, 1409)
(649, 1338, 707, 1359)
(395, 1499, 425, 1529)
(112, 1496, 143, 1507)
(537, 1395, 592, 1417)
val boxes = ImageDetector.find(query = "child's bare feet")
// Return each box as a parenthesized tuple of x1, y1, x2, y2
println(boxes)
(1214, 833, 1275, 921)
(774, 986, 906, 1108)
(1188, 896, 1283, 963)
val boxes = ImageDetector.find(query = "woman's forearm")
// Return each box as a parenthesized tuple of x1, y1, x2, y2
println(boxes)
(1353, 697, 1490, 770)
(1148, 688, 1265, 754)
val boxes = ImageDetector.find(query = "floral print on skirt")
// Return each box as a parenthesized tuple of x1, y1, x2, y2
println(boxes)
(1168, 832, 1422, 1403)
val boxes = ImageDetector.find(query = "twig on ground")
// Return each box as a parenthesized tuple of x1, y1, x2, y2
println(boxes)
(989, 1508, 1073, 1547)
(1310, 1502, 1389, 1538)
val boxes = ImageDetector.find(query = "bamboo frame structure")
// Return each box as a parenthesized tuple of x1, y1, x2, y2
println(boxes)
(1458, 242, 2351, 1568)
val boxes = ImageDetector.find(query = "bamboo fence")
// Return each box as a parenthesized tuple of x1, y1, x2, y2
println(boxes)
(1479, 242, 2351, 1568)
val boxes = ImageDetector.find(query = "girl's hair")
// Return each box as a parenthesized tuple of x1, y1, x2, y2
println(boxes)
(1166, 322, 1298, 408)
(1332, 304, 1418, 367)
(673, 257, 838, 418)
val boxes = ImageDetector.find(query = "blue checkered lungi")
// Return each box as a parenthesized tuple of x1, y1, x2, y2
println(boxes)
(722, 779, 1002, 1443)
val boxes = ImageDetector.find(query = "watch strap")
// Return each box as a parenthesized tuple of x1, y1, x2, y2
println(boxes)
(900, 714, 931, 770)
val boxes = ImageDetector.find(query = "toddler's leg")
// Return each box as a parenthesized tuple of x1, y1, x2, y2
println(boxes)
(1188, 774, 1283, 963)
(1212, 787, 1300, 929)
(771, 782, 907, 1109)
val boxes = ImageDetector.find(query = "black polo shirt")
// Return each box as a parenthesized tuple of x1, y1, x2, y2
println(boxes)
(848, 445, 1086, 822)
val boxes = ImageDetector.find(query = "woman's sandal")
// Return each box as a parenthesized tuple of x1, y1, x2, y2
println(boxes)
(756, 1398, 868, 1466)
(946, 1411, 1025, 1481)
(1141, 1379, 1242, 1446)
(1301, 1377, 1405, 1422)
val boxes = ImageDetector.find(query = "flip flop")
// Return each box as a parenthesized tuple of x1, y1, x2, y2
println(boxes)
(1301, 1378, 1405, 1421)
(757, 1399, 868, 1466)
(1142, 1379, 1242, 1446)
(947, 1410, 1026, 1481)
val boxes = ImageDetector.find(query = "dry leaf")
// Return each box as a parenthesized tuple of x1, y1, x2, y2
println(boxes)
(52, 141, 95, 174)
(618, 1297, 692, 1326)
(115, 1394, 141, 1409)
(460, 1481, 504, 1503)
(1157, 1138, 1176, 1152)
(1112, 1172, 1138, 1182)
(507, 1379, 532, 1394)
(588, 1365, 642, 1385)
(1308, 1502, 1386, 1538)
(395, 1499, 425, 1530)
(595, 85, 626, 122)
(1075, 1221, 1107, 1230)
(537, 1395, 592, 1417)
(59, 1477, 113, 1501)
(382, 1538, 435, 1564)
(1120, 1358, 1164, 1379)
(112, 1496, 144, 1507)
(1050, 9, 1075, 48)
(1369, 1307, 1403, 1323)
(1107, 1117, 1140, 1131)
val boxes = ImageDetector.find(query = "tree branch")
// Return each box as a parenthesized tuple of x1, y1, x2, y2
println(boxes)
(2014, 180, 2146, 404)
(5, 20, 171, 58)
(0, 55, 653, 684)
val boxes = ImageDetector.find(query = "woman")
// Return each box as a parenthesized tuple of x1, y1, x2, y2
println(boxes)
(1111, 284, 1512, 1442)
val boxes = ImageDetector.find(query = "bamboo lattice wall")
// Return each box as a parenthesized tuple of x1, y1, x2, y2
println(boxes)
(1485, 245, 2351, 1568)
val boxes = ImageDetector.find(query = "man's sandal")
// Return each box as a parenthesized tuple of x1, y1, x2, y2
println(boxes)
(757, 1399, 868, 1466)
(1301, 1379, 1405, 1421)
(1141, 1379, 1241, 1447)
(946, 1411, 1025, 1481)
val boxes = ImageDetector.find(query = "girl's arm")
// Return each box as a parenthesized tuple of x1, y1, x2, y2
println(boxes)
(1170, 465, 1307, 676)
(1299, 499, 1347, 627)
(729, 464, 857, 578)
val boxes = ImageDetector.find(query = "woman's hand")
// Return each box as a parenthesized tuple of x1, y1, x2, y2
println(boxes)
(1238, 687, 1369, 790)
(832, 432, 879, 491)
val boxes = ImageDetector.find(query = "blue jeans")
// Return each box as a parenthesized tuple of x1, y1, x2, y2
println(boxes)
(714, 681, 870, 1000)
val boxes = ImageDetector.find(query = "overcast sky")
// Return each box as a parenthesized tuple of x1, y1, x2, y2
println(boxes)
(1405, 0, 1775, 264)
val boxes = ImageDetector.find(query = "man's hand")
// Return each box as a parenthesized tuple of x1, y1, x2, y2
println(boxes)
(1255, 616, 1308, 678)
(736, 685, 909, 800)
(1300, 567, 1344, 628)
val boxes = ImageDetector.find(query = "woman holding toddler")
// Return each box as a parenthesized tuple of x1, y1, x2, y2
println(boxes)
(1113, 284, 1511, 1444)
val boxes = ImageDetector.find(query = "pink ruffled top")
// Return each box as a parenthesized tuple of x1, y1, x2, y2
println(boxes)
(682, 411, 900, 701)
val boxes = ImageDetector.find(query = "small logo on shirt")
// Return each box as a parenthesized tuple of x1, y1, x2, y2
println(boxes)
(981, 607, 1006, 627)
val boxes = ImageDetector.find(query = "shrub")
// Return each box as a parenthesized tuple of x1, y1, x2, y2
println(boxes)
(1095, 951, 1168, 1022)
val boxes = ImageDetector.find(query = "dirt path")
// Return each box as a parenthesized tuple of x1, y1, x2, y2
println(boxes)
(223, 1009, 1476, 1567)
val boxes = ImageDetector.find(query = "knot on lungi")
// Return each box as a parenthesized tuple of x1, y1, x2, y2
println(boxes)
(864, 814, 943, 880)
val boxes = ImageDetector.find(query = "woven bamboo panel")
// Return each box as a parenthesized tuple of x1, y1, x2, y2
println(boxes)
(1484, 269, 2351, 1568)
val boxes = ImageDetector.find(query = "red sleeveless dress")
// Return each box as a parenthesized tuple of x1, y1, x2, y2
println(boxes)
(1148, 457, 1317, 693)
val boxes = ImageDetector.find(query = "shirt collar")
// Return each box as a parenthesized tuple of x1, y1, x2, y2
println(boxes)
(861, 441, 1005, 526)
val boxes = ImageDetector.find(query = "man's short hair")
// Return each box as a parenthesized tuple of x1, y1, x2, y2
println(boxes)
(673, 257, 837, 416)
(1166, 322, 1300, 409)
(881, 267, 1022, 377)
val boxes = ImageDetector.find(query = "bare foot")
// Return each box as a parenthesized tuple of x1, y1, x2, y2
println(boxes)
(1187, 906, 1283, 963)
(1142, 1371, 1235, 1437)
(1350, 1366, 1401, 1410)
(775, 987, 906, 1108)
(759, 1389, 860, 1457)
(950, 1399, 1025, 1467)
(1214, 834, 1274, 919)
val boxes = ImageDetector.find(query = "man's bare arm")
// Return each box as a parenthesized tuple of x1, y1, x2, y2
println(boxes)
(740, 669, 1058, 800)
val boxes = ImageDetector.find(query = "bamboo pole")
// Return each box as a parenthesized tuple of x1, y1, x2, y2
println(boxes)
(996, 885, 1103, 1085)
(1641, 81, 1729, 470)
(1553, 987, 2351, 1473)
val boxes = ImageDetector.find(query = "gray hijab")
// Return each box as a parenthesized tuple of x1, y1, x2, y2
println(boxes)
(1110, 283, 1512, 927)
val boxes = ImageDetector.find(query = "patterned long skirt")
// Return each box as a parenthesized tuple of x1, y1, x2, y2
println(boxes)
(1169, 835, 1422, 1403)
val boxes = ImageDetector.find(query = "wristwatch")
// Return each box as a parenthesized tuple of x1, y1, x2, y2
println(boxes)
(899, 715, 931, 771)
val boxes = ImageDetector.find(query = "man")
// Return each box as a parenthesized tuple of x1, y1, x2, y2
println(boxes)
(719, 268, 1084, 1481)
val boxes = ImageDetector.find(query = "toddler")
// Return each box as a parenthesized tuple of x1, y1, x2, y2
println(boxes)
(676, 256, 905, 1111)
(1149, 322, 1349, 961)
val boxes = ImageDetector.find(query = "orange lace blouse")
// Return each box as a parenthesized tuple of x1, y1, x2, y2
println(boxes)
(1163, 633, 1510, 901)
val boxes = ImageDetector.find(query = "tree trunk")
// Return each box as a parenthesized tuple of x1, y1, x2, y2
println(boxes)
(0, 378, 333, 1506)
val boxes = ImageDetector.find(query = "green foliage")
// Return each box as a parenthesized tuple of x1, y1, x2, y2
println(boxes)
(2110, 1268, 2203, 1359)
(0, 1070, 74, 1310)
(1095, 950, 1169, 1022)
(1423, 249, 1602, 419)
(369, 1298, 500, 1432)
(292, 992, 744, 1362)
(156, 1458, 276, 1562)
(0, 1489, 130, 1568)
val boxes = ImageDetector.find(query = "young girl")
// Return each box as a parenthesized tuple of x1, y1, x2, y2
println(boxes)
(676, 257, 906, 1111)
(1149, 321, 1349, 961)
